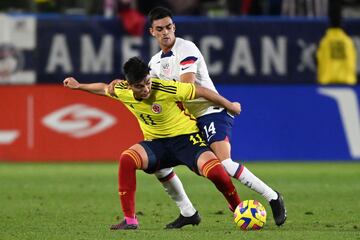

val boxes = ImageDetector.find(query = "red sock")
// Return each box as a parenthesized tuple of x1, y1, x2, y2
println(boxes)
(118, 149, 142, 218)
(202, 159, 241, 210)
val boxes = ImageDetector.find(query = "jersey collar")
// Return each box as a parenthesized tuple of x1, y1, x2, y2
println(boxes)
(161, 50, 174, 58)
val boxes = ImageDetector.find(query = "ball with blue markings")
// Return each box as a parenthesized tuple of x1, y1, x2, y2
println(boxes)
(233, 200, 267, 230)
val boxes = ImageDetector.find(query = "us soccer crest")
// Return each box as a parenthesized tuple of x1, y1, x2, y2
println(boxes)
(161, 62, 171, 75)
(151, 103, 162, 114)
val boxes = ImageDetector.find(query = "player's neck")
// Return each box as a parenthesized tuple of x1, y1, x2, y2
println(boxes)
(161, 39, 176, 54)
(161, 46, 173, 54)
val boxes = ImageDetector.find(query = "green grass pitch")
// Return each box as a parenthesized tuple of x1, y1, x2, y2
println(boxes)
(1, 162, 359, 240)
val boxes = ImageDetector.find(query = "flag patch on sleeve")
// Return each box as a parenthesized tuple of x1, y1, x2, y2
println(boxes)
(180, 56, 198, 65)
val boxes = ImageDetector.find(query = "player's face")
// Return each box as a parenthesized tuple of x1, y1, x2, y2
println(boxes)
(130, 77, 152, 99)
(150, 17, 176, 52)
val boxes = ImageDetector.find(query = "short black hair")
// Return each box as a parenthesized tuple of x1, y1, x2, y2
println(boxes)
(148, 7, 173, 25)
(123, 57, 149, 85)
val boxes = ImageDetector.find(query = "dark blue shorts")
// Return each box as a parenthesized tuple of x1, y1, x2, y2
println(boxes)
(140, 132, 210, 174)
(196, 110, 234, 145)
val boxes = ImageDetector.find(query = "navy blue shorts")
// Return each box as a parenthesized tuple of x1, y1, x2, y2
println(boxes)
(139, 132, 210, 174)
(196, 110, 234, 145)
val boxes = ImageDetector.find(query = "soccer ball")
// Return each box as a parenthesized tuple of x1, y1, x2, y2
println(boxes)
(233, 200, 267, 230)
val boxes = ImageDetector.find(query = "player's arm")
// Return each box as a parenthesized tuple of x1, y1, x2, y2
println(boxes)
(178, 42, 199, 84)
(180, 72, 196, 84)
(107, 79, 125, 96)
(63, 77, 107, 96)
(195, 85, 241, 115)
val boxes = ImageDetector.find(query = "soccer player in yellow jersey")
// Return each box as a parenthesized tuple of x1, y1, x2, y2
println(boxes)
(108, 7, 286, 228)
(63, 57, 242, 230)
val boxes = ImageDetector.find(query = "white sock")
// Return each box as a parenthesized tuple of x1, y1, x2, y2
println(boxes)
(222, 159, 278, 202)
(221, 158, 241, 176)
(155, 168, 196, 217)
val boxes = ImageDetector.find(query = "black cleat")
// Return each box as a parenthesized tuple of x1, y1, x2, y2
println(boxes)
(165, 211, 201, 229)
(269, 191, 287, 226)
(110, 220, 138, 230)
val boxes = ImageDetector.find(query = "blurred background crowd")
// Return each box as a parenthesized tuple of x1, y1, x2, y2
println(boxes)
(0, 0, 360, 18)
(0, 0, 359, 85)
(0, 1, 359, 162)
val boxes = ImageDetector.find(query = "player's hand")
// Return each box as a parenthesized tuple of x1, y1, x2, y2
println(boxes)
(107, 79, 124, 97)
(229, 102, 241, 116)
(63, 77, 80, 89)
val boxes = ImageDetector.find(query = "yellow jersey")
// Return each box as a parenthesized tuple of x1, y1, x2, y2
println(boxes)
(106, 78, 198, 140)
(316, 28, 357, 85)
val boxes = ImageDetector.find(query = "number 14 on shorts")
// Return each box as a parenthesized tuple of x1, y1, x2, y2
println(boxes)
(203, 122, 216, 142)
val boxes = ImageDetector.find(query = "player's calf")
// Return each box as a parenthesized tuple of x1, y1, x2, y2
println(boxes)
(118, 149, 142, 221)
(201, 158, 241, 210)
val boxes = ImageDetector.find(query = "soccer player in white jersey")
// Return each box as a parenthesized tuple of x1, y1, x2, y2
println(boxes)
(147, 6, 287, 228)
(109, 7, 286, 228)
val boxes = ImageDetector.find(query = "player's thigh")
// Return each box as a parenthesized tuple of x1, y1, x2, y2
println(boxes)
(128, 143, 150, 170)
(197, 110, 234, 145)
(171, 132, 210, 174)
(196, 150, 219, 176)
(138, 140, 167, 174)
(209, 140, 231, 161)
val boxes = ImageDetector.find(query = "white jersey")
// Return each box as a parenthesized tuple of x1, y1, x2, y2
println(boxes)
(148, 37, 224, 118)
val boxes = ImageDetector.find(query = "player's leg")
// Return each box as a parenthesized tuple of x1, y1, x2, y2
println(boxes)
(199, 111, 287, 225)
(156, 168, 201, 229)
(139, 140, 200, 229)
(154, 168, 198, 217)
(199, 111, 277, 201)
(110, 143, 149, 230)
(196, 150, 241, 211)
(210, 140, 287, 225)
(172, 132, 241, 211)
(211, 140, 278, 202)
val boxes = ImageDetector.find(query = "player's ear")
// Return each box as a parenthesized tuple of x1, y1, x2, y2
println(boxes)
(149, 27, 155, 36)
(173, 23, 176, 32)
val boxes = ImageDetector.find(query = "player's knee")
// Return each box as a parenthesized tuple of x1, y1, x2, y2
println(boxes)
(119, 149, 143, 170)
(202, 159, 235, 192)
(201, 159, 222, 177)
(221, 159, 241, 177)
(154, 168, 175, 181)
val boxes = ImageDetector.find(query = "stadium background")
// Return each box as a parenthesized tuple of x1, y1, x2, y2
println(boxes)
(1, 1, 360, 240)
(1, 1, 359, 161)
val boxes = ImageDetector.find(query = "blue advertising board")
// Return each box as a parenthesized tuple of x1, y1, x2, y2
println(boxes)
(219, 85, 360, 160)
(34, 16, 360, 84)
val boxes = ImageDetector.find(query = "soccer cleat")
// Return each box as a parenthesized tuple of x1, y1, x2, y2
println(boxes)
(269, 191, 287, 226)
(165, 211, 201, 229)
(110, 219, 138, 230)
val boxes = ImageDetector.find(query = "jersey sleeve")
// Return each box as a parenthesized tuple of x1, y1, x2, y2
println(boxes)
(104, 82, 128, 101)
(178, 41, 201, 76)
(148, 56, 158, 78)
(174, 81, 196, 101)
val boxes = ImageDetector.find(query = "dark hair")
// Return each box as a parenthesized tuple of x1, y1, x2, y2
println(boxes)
(123, 57, 149, 84)
(148, 7, 173, 25)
